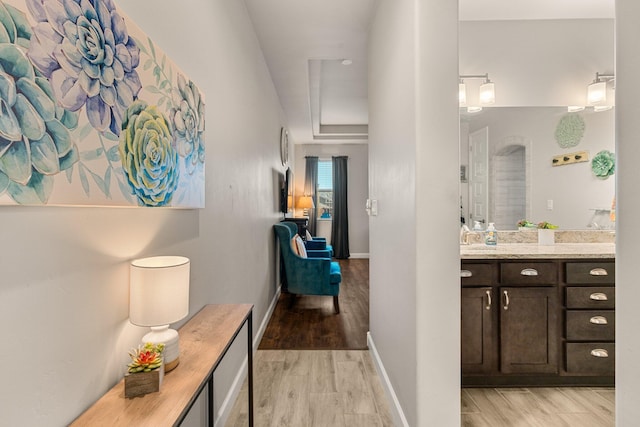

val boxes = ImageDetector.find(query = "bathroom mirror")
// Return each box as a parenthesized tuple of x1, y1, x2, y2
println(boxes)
(460, 106, 615, 230)
(459, 12, 615, 231)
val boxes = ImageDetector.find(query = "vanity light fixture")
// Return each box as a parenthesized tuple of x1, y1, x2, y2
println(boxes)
(459, 73, 495, 108)
(587, 72, 614, 106)
(479, 79, 495, 105)
(459, 80, 467, 106)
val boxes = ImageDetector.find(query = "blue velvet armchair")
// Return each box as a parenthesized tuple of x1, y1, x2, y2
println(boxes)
(281, 221, 333, 256)
(274, 223, 341, 313)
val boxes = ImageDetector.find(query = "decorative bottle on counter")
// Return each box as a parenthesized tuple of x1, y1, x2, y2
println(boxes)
(485, 222, 497, 246)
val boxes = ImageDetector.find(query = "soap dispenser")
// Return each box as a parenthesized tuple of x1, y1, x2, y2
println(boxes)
(485, 222, 497, 246)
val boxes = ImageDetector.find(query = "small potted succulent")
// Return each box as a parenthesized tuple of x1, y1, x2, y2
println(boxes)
(124, 343, 165, 398)
(537, 221, 558, 246)
(517, 219, 536, 231)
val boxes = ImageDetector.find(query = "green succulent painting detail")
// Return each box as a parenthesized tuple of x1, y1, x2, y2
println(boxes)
(0, 3, 79, 204)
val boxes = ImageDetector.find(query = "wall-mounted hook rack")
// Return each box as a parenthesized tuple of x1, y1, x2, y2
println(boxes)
(552, 151, 589, 166)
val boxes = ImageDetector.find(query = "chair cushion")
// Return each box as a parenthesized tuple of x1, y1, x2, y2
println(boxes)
(329, 261, 342, 284)
(291, 234, 307, 258)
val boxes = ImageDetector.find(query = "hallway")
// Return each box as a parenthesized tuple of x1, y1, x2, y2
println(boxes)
(225, 349, 394, 426)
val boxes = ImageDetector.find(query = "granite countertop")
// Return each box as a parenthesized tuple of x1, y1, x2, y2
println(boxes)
(460, 243, 615, 259)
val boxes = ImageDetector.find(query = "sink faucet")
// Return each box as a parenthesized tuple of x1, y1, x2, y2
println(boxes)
(460, 224, 471, 245)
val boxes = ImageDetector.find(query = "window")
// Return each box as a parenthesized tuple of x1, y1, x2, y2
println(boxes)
(317, 160, 333, 218)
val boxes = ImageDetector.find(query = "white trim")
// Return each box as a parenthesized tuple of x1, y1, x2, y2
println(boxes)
(367, 332, 410, 427)
(215, 285, 282, 426)
(349, 252, 370, 259)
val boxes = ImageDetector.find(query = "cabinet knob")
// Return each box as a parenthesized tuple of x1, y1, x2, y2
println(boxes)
(589, 292, 608, 301)
(589, 316, 609, 325)
(460, 270, 473, 278)
(589, 268, 609, 276)
(485, 290, 492, 310)
(503, 290, 510, 310)
(590, 349, 609, 358)
(520, 268, 539, 276)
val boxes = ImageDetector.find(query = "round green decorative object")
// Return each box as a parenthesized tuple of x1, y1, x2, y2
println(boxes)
(555, 114, 586, 148)
(591, 150, 615, 179)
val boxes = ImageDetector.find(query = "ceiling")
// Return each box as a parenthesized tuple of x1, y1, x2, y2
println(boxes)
(244, 0, 615, 145)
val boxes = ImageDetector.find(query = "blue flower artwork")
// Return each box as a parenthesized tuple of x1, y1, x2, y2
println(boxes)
(0, 0, 204, 207)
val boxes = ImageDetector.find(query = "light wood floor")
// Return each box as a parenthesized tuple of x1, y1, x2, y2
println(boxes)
(462, 387, 615, 427)
(225, 349, 394, 426)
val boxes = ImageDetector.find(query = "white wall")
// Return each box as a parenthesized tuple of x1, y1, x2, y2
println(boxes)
(460, 19, 614, 107)
(293, 144, 370, 257)
(0, 1, 285, 425)
(615, 0, 640, 424)
(368, 0, 459, 425)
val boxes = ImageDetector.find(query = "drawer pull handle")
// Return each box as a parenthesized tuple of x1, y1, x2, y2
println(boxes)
(589, 268, 608, 276)
(590, 349, 609, 358)
(486, 290, 492, 310)
(589, 292, 609, 301)
(590, 316, 608, 325)
(503, 290, 510, 310)
(520, 268, 539, 276)
(460, 270, 473, 278)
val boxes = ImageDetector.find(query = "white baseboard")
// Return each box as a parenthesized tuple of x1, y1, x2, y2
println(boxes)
(349, 252, 369, 259)
(367, 332, 410, 427)
(215, 285, 282, 426)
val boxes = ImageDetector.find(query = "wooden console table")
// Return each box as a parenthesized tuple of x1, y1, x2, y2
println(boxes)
(71, 304, 254, 426)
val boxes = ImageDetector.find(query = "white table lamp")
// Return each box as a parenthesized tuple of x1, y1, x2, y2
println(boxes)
(129, 256, 190, 372)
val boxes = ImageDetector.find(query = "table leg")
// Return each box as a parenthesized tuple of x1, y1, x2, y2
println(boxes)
(248, 310, 254, 426)
(208, 375, 214, 427)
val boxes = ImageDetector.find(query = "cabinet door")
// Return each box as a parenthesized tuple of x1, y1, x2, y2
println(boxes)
(461, 287, 494, 374)
(500, 287, 558, 374)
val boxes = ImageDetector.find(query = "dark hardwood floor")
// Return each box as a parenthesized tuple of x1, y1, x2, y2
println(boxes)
(259, 259, 370, 350)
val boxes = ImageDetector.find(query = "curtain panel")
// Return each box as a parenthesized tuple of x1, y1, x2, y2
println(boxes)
(304, 156, 319, 235)
(331, 156, 350, 259)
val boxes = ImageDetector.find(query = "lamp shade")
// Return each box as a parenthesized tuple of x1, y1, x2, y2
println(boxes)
(587, 80, 607, 105)
(129, 256, 190, 327)
(297, 195, 315, 210)
(479, 81, 495, 105)
(458, 82, 467, 106)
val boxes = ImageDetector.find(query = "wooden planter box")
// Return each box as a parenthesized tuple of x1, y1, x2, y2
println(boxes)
(124, 365, 164, 398)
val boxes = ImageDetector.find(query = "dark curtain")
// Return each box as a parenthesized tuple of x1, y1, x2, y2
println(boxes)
(304, 156, 318, 235)
(331, 156, 350, 259)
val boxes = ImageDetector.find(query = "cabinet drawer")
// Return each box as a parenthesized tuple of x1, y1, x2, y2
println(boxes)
(566, 310, 615, 341)
(566, 262, 615, 284)
(500, 262, 558, 286)
(566, 287, 615, 309)
(461, 263, 496, 286)
(566, 343, 615, 375)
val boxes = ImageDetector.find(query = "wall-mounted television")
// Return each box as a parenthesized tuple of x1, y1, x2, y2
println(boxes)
(280, 167, 292, 214)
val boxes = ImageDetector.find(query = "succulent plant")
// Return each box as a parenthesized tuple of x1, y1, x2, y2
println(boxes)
(127, 342, 164, 373)
(537, 221, 558, 230)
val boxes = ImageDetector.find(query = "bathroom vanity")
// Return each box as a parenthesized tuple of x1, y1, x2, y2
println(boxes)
(460, 242, 615, 387)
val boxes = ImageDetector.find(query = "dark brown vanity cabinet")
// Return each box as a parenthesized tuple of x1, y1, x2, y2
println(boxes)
(461, 287, 494, 374)
(462, 258, 615, 386)
(461, 261, 558, 379)
(564, 261, 615, 376)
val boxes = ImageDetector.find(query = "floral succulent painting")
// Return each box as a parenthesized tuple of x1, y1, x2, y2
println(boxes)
(0, 0, 204, 207)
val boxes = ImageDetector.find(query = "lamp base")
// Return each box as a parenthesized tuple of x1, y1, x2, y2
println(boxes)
(142, 325, 180, 372)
